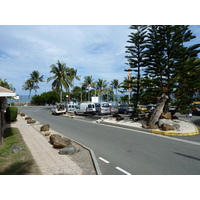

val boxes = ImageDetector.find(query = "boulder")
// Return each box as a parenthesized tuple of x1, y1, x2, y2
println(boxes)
(59, 146, 80, 155)
(161, 123, 176, 131)
(116, 116, 124, 121)
(25, 117, 32, 120)
(40, 124, 50, 132)
(11, 144, 24, 153)
(27, 119, 36, 124)
(20, 113, 26, 116)
(112, 113, 122, 118)
(158, 119, 174, 127)
(142, 124, 148, 129)
(44, 132, 51, 136)
(148, 124, 158, 129)
(160, 112, 172, 119)
(173, 123, 180, 130)
(49, 134, 72, 148)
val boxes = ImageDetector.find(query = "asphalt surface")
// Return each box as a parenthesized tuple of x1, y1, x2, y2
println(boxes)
(18, 106, 200, 175)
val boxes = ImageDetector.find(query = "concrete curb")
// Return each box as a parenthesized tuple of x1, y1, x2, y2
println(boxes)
(152, 127, 199, 136)
(100, 121, 199, 136)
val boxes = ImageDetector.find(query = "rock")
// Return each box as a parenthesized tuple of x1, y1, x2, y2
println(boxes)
(45, 132, 51, 136)
(40, 124, 50, 132)
(11, 144, 24, 153)
(160, 112, 172, 119)
(148, 124, 159, 129)
(25, 117, 32, 120)
(172, 115, 178, 120)
(112, 113, 122, 118)
(20, 113, 25, 116)
(158, 119, 174, 127)
(27, 119, 36, 124)
(161, 123, 176, 131)
(173, 123, 180, 130)
(59, 146, 80, 155)
(116, 116, 124, 121)
(142, 124, 148, 129)
(49, 134, 72, 148)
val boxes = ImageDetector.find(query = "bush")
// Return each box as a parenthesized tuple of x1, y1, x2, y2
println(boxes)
(5, 106, 18, 122)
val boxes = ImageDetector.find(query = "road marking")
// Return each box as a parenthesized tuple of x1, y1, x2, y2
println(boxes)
(115, 167, 131, 175)
(98, 157, 110, 163)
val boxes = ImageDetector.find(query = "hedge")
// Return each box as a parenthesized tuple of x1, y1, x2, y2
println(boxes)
(5, 106, 18, 122)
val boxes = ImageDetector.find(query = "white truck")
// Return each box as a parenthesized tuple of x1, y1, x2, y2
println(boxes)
(74, 102, 96, 116)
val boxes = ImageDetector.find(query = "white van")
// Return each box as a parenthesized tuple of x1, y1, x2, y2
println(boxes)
(94, 102, 111, 115)
(66, 103, 78, 112)
(74, 102, 96, 116)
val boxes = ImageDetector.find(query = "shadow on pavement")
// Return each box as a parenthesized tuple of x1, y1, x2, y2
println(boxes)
(174, 152, 200, 162)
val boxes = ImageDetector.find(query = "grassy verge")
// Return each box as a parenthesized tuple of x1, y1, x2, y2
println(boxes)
(0, 127, 42, 175)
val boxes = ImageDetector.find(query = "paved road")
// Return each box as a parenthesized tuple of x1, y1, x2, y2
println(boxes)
(18, 106, 200, 175)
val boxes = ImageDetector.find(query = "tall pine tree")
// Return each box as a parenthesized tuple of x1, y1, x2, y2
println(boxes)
(125, 25, 148, 112)
(144, 25, 200, 108)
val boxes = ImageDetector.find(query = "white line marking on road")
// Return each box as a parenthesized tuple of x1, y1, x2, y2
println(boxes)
(99, 157, 110, 163)
(115, 167, 132, 175)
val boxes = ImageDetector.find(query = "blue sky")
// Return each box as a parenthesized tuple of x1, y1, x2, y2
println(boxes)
(1, 25, 200, 95)
(0, 25, 133, 95)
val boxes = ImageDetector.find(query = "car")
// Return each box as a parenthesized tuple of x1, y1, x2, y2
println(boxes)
(118, 105, 133, 114)
(74, 102, 96, 116)
(94, 102, 111, 115)
(136, 105, 148, 113)
(51, 104, 66, 115)
(110, 105, 119, 114)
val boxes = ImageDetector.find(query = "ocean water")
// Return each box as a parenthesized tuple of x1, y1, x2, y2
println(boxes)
(7, 95, 32, 104)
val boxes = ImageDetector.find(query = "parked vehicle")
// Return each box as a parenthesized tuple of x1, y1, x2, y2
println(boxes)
(118, 105, 133, 114)
(136, 105, 148, 113)
(66, 103, 78, 112)
(147, 104, 156, 112)
(94, 102, 111, 115)
(110, 105, 119, 114)
(74, 102, 96, 116)
(51, 104, 66, 115)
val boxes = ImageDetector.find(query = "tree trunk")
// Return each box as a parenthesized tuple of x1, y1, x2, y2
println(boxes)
(147, 94, 169, 126)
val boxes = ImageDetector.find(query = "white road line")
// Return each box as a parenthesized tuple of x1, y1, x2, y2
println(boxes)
(115, 167, 132, 175)
(98, 157, 110, 163)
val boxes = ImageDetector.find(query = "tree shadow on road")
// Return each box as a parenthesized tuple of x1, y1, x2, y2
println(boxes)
(174, 152, 200, 162)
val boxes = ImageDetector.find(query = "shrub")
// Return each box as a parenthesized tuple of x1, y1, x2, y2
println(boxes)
(5, 106, 18, 122)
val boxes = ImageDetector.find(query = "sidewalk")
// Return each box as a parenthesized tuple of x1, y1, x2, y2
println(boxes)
(14, 116, 84, 175)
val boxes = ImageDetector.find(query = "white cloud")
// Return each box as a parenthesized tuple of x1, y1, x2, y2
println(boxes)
(0, 25, 132, 95)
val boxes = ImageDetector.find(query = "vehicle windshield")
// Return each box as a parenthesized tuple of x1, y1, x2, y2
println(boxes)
(102, 103, 110, 107)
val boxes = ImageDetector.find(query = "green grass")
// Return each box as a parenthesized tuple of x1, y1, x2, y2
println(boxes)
(0, 128, 42, 175)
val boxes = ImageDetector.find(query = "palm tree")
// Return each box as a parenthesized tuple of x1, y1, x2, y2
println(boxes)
(96, 78, 109, 102)
(82, 76, 96, 101)
(30, 70, 44, 95)
(47, 60, 73, 103)
(67, 68, 81, 102)
(110, 79, 121, 103)
(22, 79, 35, 101)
